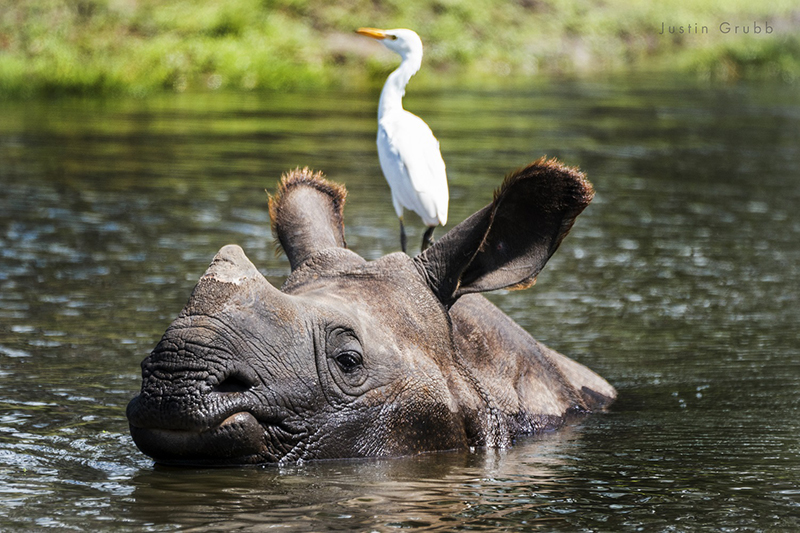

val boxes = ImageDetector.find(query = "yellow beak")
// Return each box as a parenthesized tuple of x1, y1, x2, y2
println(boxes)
(356, 27, 389, 40)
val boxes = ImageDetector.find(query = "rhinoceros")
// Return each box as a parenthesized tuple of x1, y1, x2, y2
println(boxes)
(126, 157, 616, 465)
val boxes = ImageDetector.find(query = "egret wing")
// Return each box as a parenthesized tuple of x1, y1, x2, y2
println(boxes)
(378, 111, 448, 226)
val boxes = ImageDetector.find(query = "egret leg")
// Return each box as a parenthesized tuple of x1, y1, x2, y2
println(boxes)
(399, 218, 407, 254)
(421, 226, 435, 252)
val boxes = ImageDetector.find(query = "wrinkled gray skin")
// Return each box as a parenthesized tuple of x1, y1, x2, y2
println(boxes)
(127, 159, 616, 466)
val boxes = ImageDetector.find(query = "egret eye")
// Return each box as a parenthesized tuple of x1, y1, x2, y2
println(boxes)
(335, 351, 362, 373)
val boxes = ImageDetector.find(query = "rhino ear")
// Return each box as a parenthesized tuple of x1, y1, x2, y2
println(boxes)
(268, 168, 348, 271)
(413, 157, 594, 308)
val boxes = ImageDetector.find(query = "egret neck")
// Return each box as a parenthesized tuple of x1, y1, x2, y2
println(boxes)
(378, 50, 422, 117)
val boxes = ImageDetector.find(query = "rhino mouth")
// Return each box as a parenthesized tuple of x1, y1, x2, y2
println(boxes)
(130, 410, 275, 466)
(126, 390, 295, 466)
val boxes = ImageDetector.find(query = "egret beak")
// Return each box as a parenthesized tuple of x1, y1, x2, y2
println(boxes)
(356, 27, 393, 40)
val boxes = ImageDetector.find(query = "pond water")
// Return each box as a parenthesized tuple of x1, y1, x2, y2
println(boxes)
(1, 77, 799, 531)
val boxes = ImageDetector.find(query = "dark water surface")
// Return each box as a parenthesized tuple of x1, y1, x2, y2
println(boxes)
(1, 78, 798, 531)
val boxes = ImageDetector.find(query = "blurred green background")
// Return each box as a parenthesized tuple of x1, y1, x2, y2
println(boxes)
(0, 0, 798, 97)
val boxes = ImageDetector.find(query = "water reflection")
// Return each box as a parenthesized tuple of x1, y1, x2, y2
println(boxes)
(1, 78, 799, 530)
(121, 428, 582, 531)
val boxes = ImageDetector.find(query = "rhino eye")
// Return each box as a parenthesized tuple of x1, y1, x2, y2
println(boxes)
(334, 351, 362, 373)
(324, 327, 368, 392)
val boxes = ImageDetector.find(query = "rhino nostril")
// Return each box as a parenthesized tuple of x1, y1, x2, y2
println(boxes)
(213, 372, 255, 393)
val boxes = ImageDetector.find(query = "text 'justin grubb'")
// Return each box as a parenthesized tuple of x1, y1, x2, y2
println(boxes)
(659, 22, 774, 35)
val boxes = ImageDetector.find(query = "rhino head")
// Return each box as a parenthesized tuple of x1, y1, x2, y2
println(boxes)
(126, 158, 616, 466)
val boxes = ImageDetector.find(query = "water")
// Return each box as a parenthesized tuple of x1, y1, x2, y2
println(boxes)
(1, 77, 799, 530)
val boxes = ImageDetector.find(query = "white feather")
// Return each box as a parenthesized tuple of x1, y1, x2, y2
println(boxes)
(360, 28, 449, 229)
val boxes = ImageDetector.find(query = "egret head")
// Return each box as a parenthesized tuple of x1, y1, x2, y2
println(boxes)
(357, 27, 423, 62)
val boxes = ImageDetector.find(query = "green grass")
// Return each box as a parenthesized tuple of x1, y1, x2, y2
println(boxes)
(0, 0, 798, 97)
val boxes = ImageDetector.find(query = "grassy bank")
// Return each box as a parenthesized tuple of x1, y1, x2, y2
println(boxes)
(0, 0, 798, 97)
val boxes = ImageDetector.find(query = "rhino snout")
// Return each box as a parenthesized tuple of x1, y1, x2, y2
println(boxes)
(126, 349, 291, 465)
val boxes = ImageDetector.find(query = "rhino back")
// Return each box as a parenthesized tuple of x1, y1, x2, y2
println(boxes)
(449, 294, 616, 443)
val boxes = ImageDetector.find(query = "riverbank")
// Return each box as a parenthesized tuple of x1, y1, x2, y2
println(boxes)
(0, 0, 798, 97)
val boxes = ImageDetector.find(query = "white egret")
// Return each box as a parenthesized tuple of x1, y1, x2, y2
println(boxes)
(356, 27, 448, 253)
